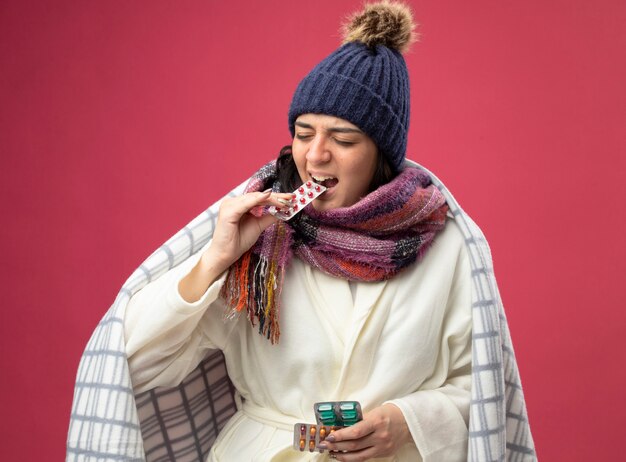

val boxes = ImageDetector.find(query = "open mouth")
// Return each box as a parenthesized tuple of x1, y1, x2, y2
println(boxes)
(311, 174, 338, 189)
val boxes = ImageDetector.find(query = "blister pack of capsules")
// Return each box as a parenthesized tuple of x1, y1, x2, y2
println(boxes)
(293, 423, 338, 453)
(293, 401, 363, 453)
(315, 401, 362, 427)
(268, 180, 326, 221)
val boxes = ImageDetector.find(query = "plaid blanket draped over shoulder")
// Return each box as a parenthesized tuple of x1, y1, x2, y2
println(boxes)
(66, 161, 537, 461)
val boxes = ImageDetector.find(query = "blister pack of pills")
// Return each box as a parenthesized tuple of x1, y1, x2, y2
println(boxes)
(292, 401, 363, 453)
(314, 401, 362, 427)
(268, 180, 326, 221)
(292, 423, 338, 453)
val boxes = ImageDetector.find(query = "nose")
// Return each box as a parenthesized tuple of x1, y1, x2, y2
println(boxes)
(305, 134, 331, 164)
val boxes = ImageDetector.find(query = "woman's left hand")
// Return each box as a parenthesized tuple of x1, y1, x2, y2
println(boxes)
(317, 403, 413, 461)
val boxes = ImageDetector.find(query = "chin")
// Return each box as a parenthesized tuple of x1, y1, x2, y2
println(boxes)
(311, 200, 334, 212)
(313, 199, 348, 211)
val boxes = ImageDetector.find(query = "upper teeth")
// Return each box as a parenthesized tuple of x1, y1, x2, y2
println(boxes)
(312, 175, 335, 182)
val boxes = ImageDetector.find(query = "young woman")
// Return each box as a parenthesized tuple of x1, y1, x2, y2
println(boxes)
(68, 2, 535, 461)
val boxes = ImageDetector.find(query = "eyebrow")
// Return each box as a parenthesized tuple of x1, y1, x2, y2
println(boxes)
(295, 121, 363, 134)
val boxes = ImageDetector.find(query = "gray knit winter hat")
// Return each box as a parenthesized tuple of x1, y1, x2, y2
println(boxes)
(288, 1, 417, 172)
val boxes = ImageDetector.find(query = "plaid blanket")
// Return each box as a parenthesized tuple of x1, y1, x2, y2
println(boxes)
(66, 160, 537, 461)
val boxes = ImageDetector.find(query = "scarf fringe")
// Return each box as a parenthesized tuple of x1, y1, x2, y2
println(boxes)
(220, 228, 288, 345)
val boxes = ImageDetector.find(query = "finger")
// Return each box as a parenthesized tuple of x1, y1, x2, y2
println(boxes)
(244, 191, 294, 209)
(248, 191, 295, 218)
(221, 191, 269, 217)
(320, 433, 377, 454)
(318, 423, 375, 452)
(222, 191, 284, 221)
(330, 445, 380, 461)
(258, 192, 297, 211)
(326, 421, 375, 443)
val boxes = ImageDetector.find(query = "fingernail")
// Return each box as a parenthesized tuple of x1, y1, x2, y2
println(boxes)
(325, 434, 335, 442)
(317, 442, 328, 449)
(277, 198, 291, 206)
(262, 188, 272, 193)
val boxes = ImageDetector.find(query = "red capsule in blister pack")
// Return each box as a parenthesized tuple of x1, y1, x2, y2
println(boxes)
(268, 181, 326, 221)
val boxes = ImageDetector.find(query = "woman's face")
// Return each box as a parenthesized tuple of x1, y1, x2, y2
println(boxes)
(292, 114, 378, 211)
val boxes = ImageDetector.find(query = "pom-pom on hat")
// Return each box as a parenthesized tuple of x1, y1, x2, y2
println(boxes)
(288, 1, 418, 172)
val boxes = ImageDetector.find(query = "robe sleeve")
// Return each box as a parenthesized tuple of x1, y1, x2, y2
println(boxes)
(384, 229, 473, 462)
(124, 240, 232, 394)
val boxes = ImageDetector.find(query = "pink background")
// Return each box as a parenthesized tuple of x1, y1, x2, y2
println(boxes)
(1, 0, 624, 460)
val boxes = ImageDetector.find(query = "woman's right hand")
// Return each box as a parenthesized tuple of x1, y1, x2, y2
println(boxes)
(204, 190, 293, 270)
(179, 190, 293, 303)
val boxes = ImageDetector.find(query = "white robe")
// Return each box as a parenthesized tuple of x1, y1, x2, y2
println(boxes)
(66, 161, 536, 461)
(124, 212, 472, 461)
